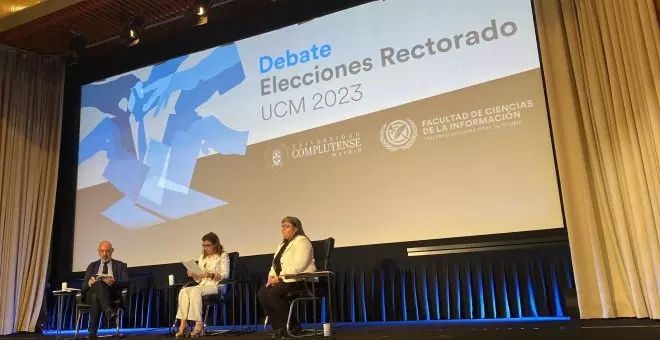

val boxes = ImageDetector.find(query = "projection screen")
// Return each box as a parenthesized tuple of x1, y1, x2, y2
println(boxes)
(73, 0, 564, 270)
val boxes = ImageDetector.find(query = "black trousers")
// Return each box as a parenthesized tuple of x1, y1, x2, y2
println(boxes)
(258, 282, 305, 331)
(84, 282, 119, 333)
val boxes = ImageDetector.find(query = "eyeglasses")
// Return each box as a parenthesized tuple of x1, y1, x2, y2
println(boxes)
(202, 243, 214, 247)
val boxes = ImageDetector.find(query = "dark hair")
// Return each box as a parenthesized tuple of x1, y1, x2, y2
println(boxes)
(281, 216, 307, 237)
(201, 232, 224, 258)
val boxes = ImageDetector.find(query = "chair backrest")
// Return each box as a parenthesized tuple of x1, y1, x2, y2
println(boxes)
(227, 251, 239, 280)
(311, 238, 335, 271)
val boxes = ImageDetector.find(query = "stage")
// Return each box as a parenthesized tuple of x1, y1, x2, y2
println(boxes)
(4, 318, 660, 340)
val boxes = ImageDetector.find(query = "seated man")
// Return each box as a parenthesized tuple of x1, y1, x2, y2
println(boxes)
(81, 240, 129, 339)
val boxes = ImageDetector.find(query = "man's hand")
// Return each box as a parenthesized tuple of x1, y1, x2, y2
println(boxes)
(102, 277, 115, 285)
(88, 276, 96, 287)
(266, 276, 280, 287)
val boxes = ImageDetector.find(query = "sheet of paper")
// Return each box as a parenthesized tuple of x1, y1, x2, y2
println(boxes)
(53, 289, 80, 294)
(182, 260, 204, 275)
(95, 274, 114, 279)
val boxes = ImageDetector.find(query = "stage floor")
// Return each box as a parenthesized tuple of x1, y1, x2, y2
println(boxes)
(4, 319, 660, 340)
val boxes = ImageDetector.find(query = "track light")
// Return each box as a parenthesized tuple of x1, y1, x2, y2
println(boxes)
(190, 0, 212, 26)
(120, 14, 146, 47)
(67, 32, 87, 64)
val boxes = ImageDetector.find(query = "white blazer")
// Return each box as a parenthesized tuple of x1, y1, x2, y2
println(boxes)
(268, 235, 316, 283)
(196, 252, 230, 294)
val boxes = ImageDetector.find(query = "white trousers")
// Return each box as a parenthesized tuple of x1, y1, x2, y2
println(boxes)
(176, 285, 221, 322)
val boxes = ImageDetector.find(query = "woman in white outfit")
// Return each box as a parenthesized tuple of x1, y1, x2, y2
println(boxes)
(258, 216, 316, 339)
(176, 232, 230, 337)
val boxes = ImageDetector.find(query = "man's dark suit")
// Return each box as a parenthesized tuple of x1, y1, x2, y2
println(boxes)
(81, 259, 129, 336)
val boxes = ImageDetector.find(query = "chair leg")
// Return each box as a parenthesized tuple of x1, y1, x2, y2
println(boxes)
(202, 305, 210, 336)
(172, 316, 178, 334)
(115, 308, 123, 337)
(286, 300, 297, 337)
(74, 310, 82, 340)
(286, 298, 324, 338)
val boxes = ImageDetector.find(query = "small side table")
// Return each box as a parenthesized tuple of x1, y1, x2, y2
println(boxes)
(162, 283, 185, 334)
(52, 289, 79, 340)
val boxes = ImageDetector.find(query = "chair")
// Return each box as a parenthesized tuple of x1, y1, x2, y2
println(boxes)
(74, 288, 128, 339)
(264, 238, 335, 338)
(174, 252, 249, 336)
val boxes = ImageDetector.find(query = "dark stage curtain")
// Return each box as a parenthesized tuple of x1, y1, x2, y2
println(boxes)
(48, 247, 573, 330)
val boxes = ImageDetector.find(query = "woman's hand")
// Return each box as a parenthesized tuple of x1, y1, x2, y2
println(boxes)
(188, 271, 214, 280)
(266, 276, 280, 287)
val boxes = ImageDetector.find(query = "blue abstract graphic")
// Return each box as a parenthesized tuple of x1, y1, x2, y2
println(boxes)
(79, 44, 248, 229)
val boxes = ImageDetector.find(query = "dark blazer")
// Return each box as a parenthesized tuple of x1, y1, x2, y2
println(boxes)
(82, 259, 129, 292)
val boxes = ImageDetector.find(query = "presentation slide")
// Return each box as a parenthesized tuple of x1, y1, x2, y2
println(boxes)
(73, 0, 563, 270)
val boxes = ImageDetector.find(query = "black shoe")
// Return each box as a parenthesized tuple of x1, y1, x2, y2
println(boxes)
(270, 328, 281, 339)
(271, 328, 290, 339)
(289, 325, 302, 336)
(87, 331, 97, 340)
(104, 308, 118, 324)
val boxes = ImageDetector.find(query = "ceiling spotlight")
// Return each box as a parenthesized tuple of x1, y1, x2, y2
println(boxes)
(190, 0, 213, 26)
(120, 14, 146, 47)
(67, 32, 87, 64)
